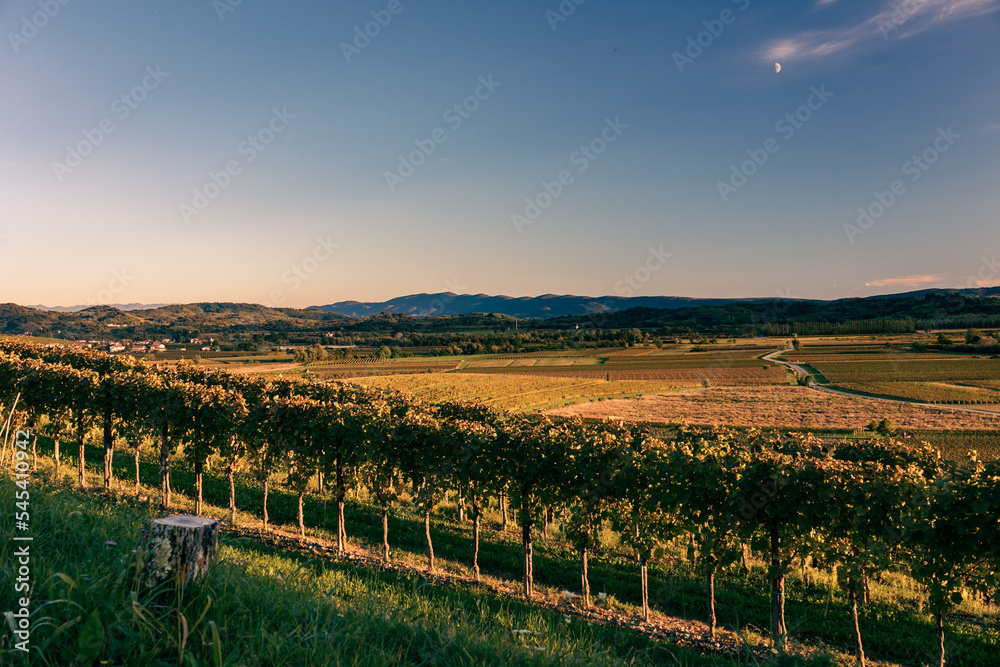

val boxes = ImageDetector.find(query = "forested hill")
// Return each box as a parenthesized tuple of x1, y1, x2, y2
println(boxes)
(312, 287, 1000, 319)
(540, 291, 1000, 332)
(310, 293, 806, 318)
(2, 288, 999, 338)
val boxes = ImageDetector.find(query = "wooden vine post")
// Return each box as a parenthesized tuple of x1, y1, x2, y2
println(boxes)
(138, 515, 220, 591)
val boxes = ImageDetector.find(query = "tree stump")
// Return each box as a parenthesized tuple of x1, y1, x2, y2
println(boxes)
(138, 515, 220, 590)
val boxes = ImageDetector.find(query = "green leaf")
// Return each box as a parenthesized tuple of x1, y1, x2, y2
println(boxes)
(77, 609, 103, 663)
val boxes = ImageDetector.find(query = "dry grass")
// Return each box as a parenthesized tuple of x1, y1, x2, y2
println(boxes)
(547, 385, 1000, 430)
(351, 373, 694, 412)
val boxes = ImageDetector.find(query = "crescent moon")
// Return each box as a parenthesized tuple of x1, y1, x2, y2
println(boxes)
(775, 62, 782, 73)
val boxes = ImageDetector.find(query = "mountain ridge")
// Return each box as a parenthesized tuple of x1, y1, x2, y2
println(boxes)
(310, 287, 1000, 319)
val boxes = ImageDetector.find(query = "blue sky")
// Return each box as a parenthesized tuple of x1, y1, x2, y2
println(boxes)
(1, 0, 997, 308)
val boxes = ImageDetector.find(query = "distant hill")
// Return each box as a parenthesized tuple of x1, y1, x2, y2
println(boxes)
(27, 303, 173, 313)
(312, 287, 1000, 319)
(1, 286, 998, 338)
(0, 302, 348, 337)
(310, 293, 812, 319)
(863, 286, 1000, 300)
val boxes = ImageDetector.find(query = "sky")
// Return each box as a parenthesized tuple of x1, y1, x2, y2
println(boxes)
(1, 0, 998, 308)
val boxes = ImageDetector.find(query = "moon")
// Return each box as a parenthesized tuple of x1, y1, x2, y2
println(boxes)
(775, 62, 782, 73)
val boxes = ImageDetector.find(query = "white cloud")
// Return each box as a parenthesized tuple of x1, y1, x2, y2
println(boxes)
(763, 0, 999, 63)
(866, 274, 946, 288)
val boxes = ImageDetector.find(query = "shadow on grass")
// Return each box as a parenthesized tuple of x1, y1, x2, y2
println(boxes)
(27, 434, 1000, 667)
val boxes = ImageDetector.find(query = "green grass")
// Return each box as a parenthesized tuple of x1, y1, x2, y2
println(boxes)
(790, 364, 830, 385)
(0, 474, 735, 666)
(8, 436, 1000, 665)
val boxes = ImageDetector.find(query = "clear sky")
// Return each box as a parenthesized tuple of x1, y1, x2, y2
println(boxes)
(1, 0, 997, 308)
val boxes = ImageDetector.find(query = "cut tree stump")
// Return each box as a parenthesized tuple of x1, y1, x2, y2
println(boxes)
(137, 515, 220, 590)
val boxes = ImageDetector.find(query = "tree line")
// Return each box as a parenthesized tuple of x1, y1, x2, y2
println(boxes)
(1, 339, 996, 666)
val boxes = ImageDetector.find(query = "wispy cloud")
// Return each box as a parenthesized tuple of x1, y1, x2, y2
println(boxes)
(866, 274, 946, 288)
(763, 0, 999, 63)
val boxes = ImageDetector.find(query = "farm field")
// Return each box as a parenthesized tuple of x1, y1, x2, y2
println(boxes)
(783, 340, 1000, 406)
(548, 385, 1000, 432)
(306, 361, 462, 379)
(830, 381, 1000, 408)
(456, 367, 789, 384)
(453, 346, 791, 386)
(912, 430, 1000, 461)
(231, 344, 799, 389)
(353, 372, 700, 412)
(348, 344, 797, 409)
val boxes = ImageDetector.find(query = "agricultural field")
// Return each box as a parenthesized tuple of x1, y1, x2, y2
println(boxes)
(349, 344, 795, 410)
(912, 430, 1000, 461)
(462, 356, 603, 368)
(830, 381, 1000, 408)
(347, 335, 1000, 460)
(549, 385, 1000, 432)
(453, 346, 791, 386)
(783, 341, 1000, 406)
(353, 373, 700, 412)
(0, 334, 68, 346)
(457, 367, 789, 384)
(305, 360, 462, 379)
(219, 344, 798, 390)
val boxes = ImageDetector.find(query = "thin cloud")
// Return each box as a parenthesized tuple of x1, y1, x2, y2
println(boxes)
(866, 275, 946, 288)
(763, 0, 999, 63)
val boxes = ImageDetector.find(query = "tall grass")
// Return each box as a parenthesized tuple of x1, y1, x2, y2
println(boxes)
(1, 474, 740, 666)
(7, 437, 1000, 665)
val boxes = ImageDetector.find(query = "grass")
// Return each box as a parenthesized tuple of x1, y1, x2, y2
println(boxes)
(789, 364, 830, 385)
(5, 437, 1000, 665)
(0, 473, 737, 666)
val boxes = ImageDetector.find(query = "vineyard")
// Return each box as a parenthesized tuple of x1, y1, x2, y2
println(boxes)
(552, 385, 1000, 432)
(830, 381, 1000, 407)
(450, 346, 791, 386)
(354, 373, 698, 412)
(4, 339, 1000, 666)
(306, 362, 461, 380)
(462, 357, 603, 368)
(456, 367, 788, 385)
(912, 430, 1000, 461)
(959, 380, 1000, 391)
(784, 342, 1000, 406)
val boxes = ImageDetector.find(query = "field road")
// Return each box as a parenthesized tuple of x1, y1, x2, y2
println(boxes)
(761, 345, 1000, 419)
